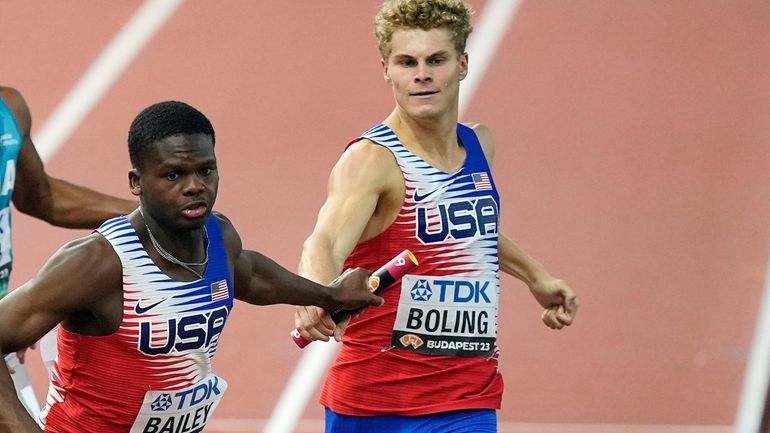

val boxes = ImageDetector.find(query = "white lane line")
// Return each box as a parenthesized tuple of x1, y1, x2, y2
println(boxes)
(263, 2, 522, 433)
(735, 259, 770, 433)
(459, 0, 524, 115)
(263, 340, 340, 433)
(34, 0, 185, 162)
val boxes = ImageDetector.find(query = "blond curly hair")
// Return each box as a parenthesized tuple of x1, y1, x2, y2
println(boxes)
(374, 0, 474, 60)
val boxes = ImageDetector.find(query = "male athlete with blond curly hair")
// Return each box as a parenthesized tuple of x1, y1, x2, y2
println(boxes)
(294, 1, 580, 431)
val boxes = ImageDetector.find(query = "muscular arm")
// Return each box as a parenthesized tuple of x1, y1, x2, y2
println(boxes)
(295, 141, 400, 341)
(0, 234, 121, 431)
(299, 141, 397, 283)
(1, 87, 136, 229)
(216, 213, 382, 310)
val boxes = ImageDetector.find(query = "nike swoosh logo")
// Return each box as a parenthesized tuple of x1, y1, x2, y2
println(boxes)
(134, 298, 167, 315)
(413, 186, 447, 203)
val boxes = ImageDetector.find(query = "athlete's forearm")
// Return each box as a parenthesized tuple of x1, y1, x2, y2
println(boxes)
(236, 250, 336, 307)
(46, 177, 137, 229)
(0, 361, 42, 432)
(298, 235, 348, 285)
(498, 233, 550, 287)
(239, 250, 381, 311)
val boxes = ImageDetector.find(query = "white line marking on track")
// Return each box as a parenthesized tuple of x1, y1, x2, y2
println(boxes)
(734, 259, 770, 433)
(459, 0, 524, 115)
(34, 0, 185, 162)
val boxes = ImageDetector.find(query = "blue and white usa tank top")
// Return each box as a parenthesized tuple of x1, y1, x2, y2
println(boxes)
(43, 214, 233, 432)
(322, 123, 504, 416)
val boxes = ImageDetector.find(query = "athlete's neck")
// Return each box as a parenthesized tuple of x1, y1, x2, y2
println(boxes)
(385, 109, 465, 172)
(134, 208, 207, 265)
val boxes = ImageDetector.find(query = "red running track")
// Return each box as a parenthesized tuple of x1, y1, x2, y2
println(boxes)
(1, 0, 769, 429)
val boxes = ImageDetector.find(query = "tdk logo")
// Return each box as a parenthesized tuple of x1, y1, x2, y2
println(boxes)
(416, 197, 498, 244)
(423, 279, 492, 304)
(149, 377, 223, 412)
(410, 280, 433, 301)
(174, 376, 222, 410)
(139, 306, 228, 355)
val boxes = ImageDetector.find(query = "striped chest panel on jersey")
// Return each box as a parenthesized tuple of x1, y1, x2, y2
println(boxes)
(43, 215, 233, 431)
(356, 122, 500, 278)
(0, 98, 24, 296)
(100, 215, 233, 363)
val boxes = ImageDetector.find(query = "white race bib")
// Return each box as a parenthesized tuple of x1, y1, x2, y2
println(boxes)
(129, 374, 227, 433)
(391, 274, 498, 357)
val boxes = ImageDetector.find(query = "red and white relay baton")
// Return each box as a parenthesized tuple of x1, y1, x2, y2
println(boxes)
(291, 249, 419, 348)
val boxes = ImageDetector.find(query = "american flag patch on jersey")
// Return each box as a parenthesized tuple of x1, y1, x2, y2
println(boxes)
(472, 172, 492, 191)
(210, 280, 229, 302)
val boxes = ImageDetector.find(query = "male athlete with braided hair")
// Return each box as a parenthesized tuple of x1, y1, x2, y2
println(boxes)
(0, 100, 383, 432)
(294, 1, 580, 431)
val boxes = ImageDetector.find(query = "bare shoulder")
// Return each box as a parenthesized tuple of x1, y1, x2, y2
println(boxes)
(0, 231, 123, 345)
(342, 138, 399, 168)
(0, 85, 21, 102)
(50, 232, 121, 276)
(334, 139, 401, 192)
(0, 86, 31, 133)
(19, 232, 122, 313)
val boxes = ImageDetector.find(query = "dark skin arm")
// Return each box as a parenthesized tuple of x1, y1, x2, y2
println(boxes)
(0, 85, 134, 370)
(0, 86, 136, 228)
(216, 213, 383, 310)
(0, 210, 381, 431)
(0, 233, 122, 432)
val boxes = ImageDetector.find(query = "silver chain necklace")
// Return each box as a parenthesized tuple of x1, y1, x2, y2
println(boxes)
(139, 208, 208, 279)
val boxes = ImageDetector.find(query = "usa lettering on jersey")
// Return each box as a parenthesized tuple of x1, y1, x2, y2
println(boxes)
(416, 196, 498, 244)
(138, 306, 228, 355)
